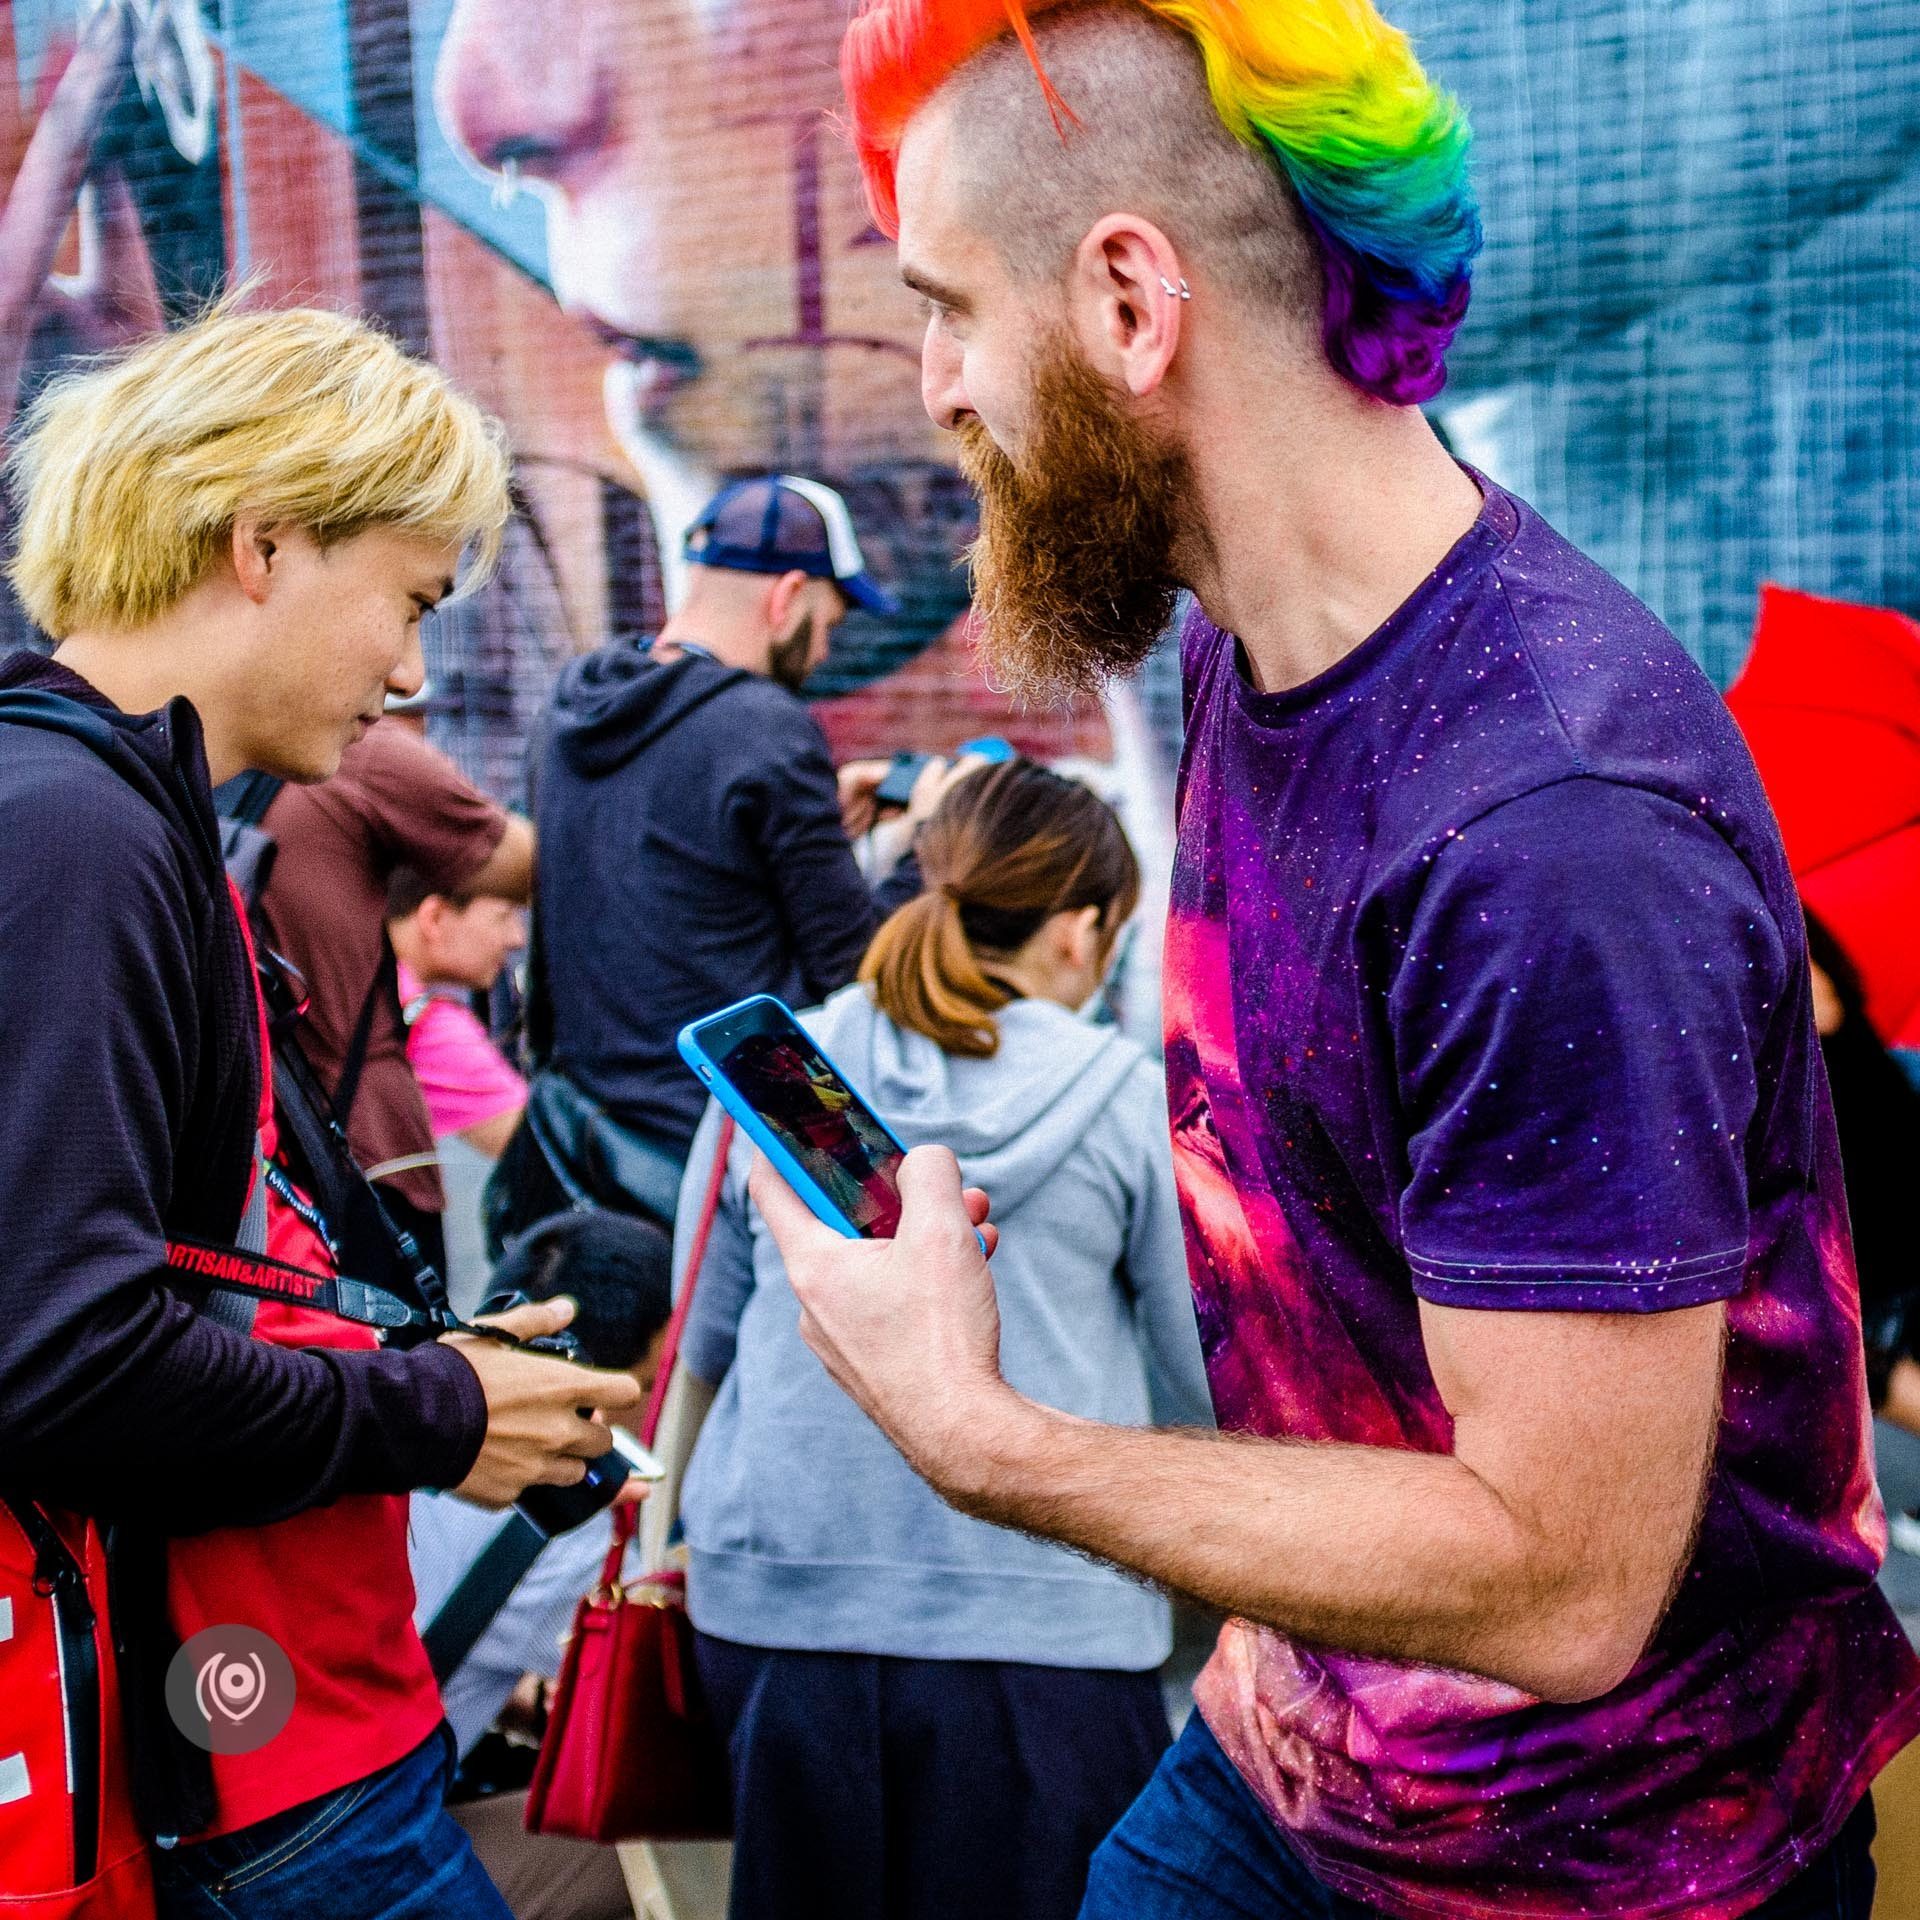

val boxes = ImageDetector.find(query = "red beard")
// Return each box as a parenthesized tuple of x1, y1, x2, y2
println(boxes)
(956, 338, 1192, 704)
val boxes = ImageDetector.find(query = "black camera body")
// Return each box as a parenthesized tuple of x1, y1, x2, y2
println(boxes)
(479, 1288, 634, 1538)
(872, 751, 933, 812)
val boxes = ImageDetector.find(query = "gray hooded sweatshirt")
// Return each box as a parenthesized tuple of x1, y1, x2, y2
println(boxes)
(674, 984, 1212, 1671)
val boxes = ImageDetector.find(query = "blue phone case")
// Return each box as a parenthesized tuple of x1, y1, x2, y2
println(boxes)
(677, 994, 911, 1241)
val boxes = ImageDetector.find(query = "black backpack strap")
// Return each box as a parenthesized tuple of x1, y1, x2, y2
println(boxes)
(420, 1513, 549, 1684)
(331, 938, 399, 1130)
(213, 771, 284, 829)
(0, 686, 124, 755)
(211, 773, 286, 913)
(256, 951, 452, 1324)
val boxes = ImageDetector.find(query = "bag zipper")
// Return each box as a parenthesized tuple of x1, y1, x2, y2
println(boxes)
(6, 1498, 99, 1886)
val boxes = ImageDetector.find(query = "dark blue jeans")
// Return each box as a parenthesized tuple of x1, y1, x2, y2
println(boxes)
(1081, 1711, 1877, 1920)
(152, 1726, 513, 1920)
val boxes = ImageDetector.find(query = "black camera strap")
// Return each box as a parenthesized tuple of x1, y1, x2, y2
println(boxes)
(163, 1232, 556, 1360)
(252, 946, 455, 1328)
(164, 1234, 449, 1338)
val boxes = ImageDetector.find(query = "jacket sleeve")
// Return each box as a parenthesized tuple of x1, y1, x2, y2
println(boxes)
(1117, 1062, 1216, 1431)
(735, 701, 878, 1002)
(673, 1101, 759, 1387)
(0, 769, 486, 1533)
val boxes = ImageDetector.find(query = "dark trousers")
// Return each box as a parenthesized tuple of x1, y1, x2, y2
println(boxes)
(693, 1632, 1172, 1920)
(1083, 1709, 1878, 1920)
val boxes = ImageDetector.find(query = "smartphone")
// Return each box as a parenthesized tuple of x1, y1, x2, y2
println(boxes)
(678, 995, 909, 1239)
(607, 1428, 667, 1482)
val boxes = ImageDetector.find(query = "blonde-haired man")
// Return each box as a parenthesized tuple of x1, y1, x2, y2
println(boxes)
(0, 305, 639, 1919)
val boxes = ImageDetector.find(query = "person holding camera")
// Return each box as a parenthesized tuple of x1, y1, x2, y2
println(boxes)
(503, 473, 940, 1237)
(0, 304, 641, 1918)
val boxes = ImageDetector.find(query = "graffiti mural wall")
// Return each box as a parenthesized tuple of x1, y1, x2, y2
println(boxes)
(6, 0, 1918, 796)
(0, 0, 1112, 805)
(1406, 0, 1920, 689)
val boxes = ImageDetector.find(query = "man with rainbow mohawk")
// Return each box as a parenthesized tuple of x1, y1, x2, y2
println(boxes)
(847, 0, 1480, 410)
(749, 3, 1920, 1918)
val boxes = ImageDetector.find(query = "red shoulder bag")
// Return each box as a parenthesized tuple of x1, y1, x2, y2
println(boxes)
(523, 1121, 736, 1843)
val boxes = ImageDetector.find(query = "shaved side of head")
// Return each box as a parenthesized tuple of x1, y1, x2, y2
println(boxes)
(927, 5, 1322, 344)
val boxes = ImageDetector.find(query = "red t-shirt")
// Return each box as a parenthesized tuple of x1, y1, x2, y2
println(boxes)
(164, 896, 446, 1838)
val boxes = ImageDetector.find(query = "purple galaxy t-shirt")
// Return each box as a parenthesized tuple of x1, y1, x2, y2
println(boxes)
(1167, 481, 1920, 1919)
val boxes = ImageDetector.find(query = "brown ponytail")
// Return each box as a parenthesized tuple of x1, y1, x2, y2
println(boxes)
(861, 759, 1140, 1057)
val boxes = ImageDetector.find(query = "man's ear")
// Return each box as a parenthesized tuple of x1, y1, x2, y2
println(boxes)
(412, 895, 453, 952)
(764, 570, 810, 630)
(229, 514, 281, 607)
(1070, 215, 1186, 399)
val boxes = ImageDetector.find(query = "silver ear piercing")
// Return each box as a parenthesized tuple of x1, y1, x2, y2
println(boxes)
(1158, 275, 1192, 301)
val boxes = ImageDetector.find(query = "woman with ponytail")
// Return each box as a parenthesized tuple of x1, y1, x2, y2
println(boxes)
(668, 758, 1211, 1920)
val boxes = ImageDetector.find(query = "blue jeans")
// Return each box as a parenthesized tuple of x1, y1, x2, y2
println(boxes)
(1081, 1711, 1877, 1920)
(153, 1726, 512, 1920)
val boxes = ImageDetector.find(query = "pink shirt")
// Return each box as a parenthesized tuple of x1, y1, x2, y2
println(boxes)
(398, 962, 528, 1138)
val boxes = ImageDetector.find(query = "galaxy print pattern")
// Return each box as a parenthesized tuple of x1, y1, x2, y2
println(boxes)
(1165, 484, 1920, 1919)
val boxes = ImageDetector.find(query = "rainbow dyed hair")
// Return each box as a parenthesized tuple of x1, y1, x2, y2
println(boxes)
(842, 0, 1482, 405)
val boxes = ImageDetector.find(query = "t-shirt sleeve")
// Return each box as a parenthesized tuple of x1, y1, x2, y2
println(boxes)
(352, 723, 508, 894)
(1390, 777, 1786, 1313)
(407, 997, 529, 1136)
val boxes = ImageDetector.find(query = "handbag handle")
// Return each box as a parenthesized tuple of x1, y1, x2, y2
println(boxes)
(601, 1115, 737, 1584)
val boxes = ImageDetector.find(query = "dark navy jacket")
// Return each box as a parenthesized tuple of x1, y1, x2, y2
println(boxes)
(534, 644, 904, 1154)
(0, 653, 486, 1529)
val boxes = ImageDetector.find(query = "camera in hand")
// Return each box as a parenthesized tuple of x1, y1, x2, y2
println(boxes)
(479, 1287, 633, 1539)
(872, 737, 1017, 813)
(872, 751, 933, 812)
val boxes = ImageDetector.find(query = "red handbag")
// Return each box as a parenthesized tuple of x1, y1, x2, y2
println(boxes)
(523, 1122, 736, 1843)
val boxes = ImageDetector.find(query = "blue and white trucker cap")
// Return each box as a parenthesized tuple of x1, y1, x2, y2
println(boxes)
(682, 474, 900, 617)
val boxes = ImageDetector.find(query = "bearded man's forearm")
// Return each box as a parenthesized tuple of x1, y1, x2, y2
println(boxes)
(940, 1397, 1648, 1706)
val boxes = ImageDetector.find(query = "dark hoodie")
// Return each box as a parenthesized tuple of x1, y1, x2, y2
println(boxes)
(535, 643, 893, 1153)
(0, 654, 486, 1524)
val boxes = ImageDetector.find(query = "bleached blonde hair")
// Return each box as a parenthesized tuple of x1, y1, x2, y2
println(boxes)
(7, 301, 512, 638)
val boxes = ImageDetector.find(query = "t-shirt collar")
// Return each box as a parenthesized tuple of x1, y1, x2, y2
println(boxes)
(1223, 469, 1519, 729)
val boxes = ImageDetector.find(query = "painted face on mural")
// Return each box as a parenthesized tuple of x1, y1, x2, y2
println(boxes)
(436, 0, 671, 345)
(433, 0, 843, 354)
(430, 0, 955, 646)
